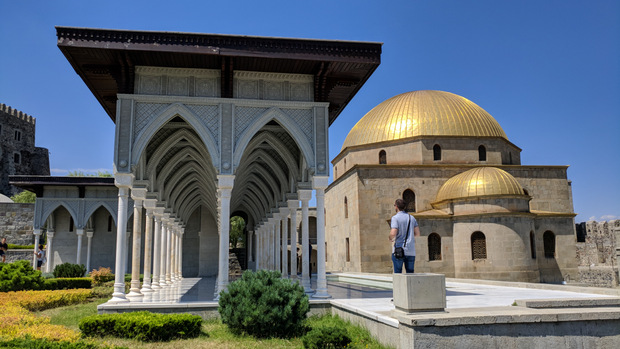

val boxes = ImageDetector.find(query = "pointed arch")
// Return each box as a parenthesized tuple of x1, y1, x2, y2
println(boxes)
(83, 202, 118, 227)
(233, 107, 315, 172)
(40, 202, 79, 230)
(132, 102, 220, 169)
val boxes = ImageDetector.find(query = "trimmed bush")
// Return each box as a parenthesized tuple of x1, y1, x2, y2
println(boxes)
(79, 311, 202, 341)
(302, 326, 352, 349)
(53, 263, 87, 278)
(0, 260, 45, 292)
(44, 278, 92, 290)
(89, 267, 114, 286)
(0, 289, 92, 311)
(7, 244, 35, 250)
(218, 270, 309, 338)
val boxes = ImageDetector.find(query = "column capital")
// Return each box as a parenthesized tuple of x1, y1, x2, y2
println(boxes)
(312, 176, 329, 190)
(33, 228, 42, 236)
(131, 186, 147, 202)
(47, 230, 55, 238)
(76, 228, 85, 236)
(298, 189, 312, 202)
(114, 172, 134, 189)
(217, 174, 235, 190)
(278, 207, 289, 218)
(86, 230, 94, 238)
(288, 199, 299, 210)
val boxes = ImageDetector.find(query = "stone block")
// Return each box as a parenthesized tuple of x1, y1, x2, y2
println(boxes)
(393, 273, 446, 313)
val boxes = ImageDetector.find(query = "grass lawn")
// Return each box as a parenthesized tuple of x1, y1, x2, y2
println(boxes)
(38, 299, 392, 349)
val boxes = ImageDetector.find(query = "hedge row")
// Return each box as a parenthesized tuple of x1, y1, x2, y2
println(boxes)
(0, 338, 118, 349)
(43, 278, 92, 290)
(0, 289, 92, 312)
(0, 261, 92, 292)
(79, 311, 203, 342)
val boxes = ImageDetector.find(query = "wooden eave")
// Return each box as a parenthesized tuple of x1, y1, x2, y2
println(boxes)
(56, 26, 382, 125)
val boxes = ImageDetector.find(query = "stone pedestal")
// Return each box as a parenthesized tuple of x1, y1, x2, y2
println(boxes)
(393, 273, 446, 313)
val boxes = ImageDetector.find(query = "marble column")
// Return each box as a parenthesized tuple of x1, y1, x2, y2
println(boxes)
(128, 195, 144, 299)
(85, 230, 93, 273)
(151, 214, 162, 289)
(178, 229, 184, 279)
(298, 189, 313, 293)
(312, 176, 330, 298)
(279, 209, 289, 277)
(248, 230, 254, 263)
(33, 229, 41, 269)
(140, 208, 154, 293)
(111, 174, 132, 303)
(159, 218, 168, 287)
(76, 228, 84, 266)
(216, 175, 235, 296)
(274, 215, 281, 272)
(45, 230, 54, 273)
(288, 198, 299, 280)
(165, 220, 173, 285)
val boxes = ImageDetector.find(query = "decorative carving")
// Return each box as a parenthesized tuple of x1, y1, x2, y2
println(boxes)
(167, 76, 189, 96)
(134, 103, 169, 138)
(237, 80, 259, 99)
(264, 81, 284, 100)
(234, 107, 267, 144)
(195, 78, 217, 97)
(186, 104, 220, 148)
(140, 76, 161, 94)
(282, 108, 314, 147)
(290, 82, 312, 101)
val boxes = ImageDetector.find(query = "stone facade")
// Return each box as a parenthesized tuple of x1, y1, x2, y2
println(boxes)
(0, 202, 35, 245)
(0, 104, 49, 196)
(577, 220, 620, 287)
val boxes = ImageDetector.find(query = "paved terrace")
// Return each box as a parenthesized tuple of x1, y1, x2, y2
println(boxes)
(98, 273, 620, 348)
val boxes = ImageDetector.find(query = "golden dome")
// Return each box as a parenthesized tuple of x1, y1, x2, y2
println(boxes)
(342, 90, 507, 150)
(435, 167, 525, 203)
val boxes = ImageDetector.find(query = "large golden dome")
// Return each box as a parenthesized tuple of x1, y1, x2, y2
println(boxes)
(435, 167, 525, 203)
(342, 90, 508, 150)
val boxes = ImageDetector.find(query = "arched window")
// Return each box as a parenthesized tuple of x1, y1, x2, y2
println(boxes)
(69, 217, 74, 232)
(471, 231, 487, 260)
(433, 144, 441, 161)
(543, 231, 555, 258)
(530, 231, 536, 259)
(107, 215, 113, 232)
(346, 238, 350, 262)
(344, 158, 347, 170)
(428, 233, 442, 261)
(344, 197, 348, 219)
(478, 145, 487, 161)
(403, 189, 416, 213)
(334, 166, 338, 178)
(509, 152, 513, 164)
(379, 150, 387, 164)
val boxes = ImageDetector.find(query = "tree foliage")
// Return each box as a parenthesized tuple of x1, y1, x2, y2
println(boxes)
(10, 190, 36, 203)
(67, 170, 112, 177)
(229, 216, 246, 248)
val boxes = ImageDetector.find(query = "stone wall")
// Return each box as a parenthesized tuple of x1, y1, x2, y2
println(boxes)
(0, 103, 50, 196)
(577, 220, 620, 287)
(0, 202, 35, 245)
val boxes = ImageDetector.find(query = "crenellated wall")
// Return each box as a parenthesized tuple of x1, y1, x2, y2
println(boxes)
(0, 103, 50, 196)
(577, 220, 620, 287)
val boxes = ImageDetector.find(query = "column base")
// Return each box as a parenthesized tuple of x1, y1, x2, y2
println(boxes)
(151, 282, 161, 289)
(127, 290, 144, 300)
(140, 286, 154, 293)
(311, 289, 331, 299)
(108, 295, 130, 303)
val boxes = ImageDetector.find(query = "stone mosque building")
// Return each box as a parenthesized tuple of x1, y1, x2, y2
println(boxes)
(325, 90, 578, 283)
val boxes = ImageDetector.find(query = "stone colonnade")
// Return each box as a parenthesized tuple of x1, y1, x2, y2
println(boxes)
(253, 176, 330, 298)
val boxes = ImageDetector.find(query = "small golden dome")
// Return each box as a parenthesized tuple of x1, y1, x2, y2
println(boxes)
(342, 90, 507, 150)
(435, 167, 525, 203)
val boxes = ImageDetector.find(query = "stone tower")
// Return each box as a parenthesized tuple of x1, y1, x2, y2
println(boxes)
(0, 103, 50, 196)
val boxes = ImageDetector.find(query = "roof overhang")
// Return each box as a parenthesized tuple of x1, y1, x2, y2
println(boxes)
(56, 26, 382, 125)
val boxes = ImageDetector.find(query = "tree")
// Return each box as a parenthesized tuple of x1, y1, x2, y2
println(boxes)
(10, 190, 36, 203)
(229, 216, 246, 248)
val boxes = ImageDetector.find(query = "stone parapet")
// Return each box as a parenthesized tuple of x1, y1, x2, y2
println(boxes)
(0, 202, 35, 245)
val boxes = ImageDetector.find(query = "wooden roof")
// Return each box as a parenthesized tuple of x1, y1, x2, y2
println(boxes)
(56, 27, 382, 125)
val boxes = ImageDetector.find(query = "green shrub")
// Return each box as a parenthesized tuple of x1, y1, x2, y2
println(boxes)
(53, 263, 87, 278)
(89, 267, 115, 286)
(7, 244, 35, 249)
(218, 269, 309, 338)
(44, 277, 92, 290)
(79, 311, 202, 341)
(302, 326, 352, 349)
(0, 260, 45, 292)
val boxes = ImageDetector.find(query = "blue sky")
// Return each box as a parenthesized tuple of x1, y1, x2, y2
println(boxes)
(0, 0, 618, 223)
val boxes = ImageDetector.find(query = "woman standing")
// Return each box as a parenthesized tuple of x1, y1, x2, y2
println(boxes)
(35, 244, 46, 271)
